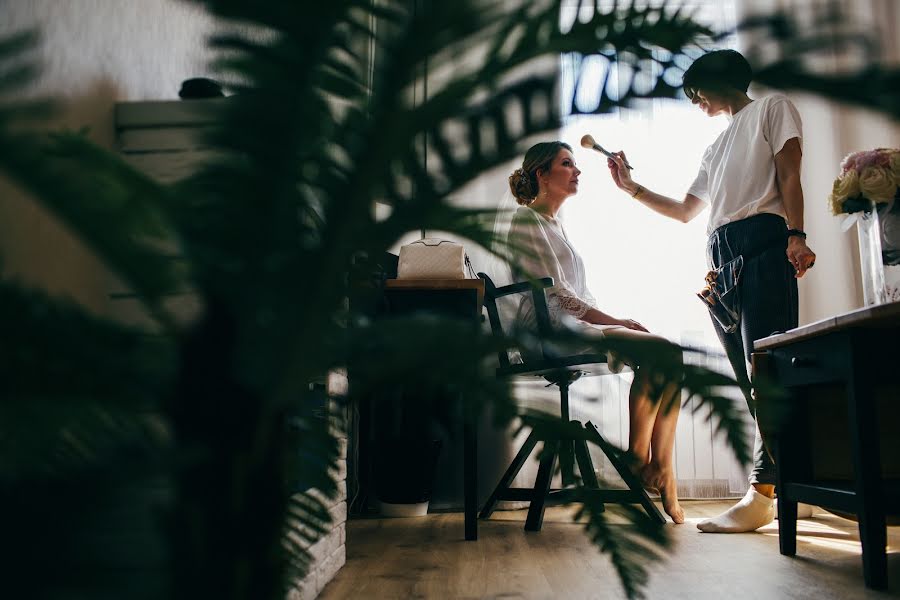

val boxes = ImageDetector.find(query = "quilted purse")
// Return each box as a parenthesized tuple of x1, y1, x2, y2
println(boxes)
(397, 238, 475, 279)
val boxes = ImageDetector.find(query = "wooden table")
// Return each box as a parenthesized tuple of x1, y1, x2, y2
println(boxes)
(383, 278, 485, 541)
(384, 278, 485, 309)
(754, 301, 900, 589)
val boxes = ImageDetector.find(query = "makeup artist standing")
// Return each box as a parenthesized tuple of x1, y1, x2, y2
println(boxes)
(606, 49, 816, 533)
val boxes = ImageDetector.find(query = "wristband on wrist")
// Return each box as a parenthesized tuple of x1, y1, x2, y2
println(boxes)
(631, 184, 645, 199)
(787, 228, 807, 240)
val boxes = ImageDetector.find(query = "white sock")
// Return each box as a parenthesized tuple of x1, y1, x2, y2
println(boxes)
(697, 487, 774, 533)
(776, 502, 815, 519)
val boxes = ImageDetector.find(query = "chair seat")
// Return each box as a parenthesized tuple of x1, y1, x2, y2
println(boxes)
(498, 353, 616, 378)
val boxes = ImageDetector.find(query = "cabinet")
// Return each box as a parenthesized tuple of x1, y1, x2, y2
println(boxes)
(380, 278, 484, 540)
(753, 301, 900, 589)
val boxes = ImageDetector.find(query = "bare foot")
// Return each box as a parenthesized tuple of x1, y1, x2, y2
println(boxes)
(659, 479, 685, 524)
(643, 463, 684, 524)
(625, 453, 658, 494)
(637, 464, 659, 494)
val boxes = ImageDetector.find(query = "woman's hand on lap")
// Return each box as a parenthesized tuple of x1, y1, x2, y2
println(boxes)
(616, 318, 649, 332)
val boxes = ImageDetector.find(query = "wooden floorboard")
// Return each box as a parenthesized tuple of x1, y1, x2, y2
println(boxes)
(321, 501, 900, 599)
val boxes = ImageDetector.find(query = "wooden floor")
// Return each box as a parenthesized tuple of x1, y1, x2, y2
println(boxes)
(321, 501, 900, 599)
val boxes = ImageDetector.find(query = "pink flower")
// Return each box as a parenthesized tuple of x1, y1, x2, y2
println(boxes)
(841, 149, 892, 174)
(840, 152, 862, 172)
(830, 148, 899, 214)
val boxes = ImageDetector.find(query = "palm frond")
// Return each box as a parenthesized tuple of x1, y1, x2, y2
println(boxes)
(577, 499, 670, 600)
(283, 491, 334, 586)
(0, 131, 186, 329)
(0, 282, 172, 478)
(739, 8, 900, 120)
(517, 410, 670, 600)
(12, 1, 888, 598)
(0, 30, 42, 98)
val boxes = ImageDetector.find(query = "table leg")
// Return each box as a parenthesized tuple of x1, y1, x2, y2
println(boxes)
(464, 407, 477, 541)
(771, 386, 797, 557)
(848, 337, 887, 589)
(777, 495, 798, 556)
(858, 509, 888, 589)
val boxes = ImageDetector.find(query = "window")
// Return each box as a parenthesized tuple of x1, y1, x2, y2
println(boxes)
(557, 0, 750, 498)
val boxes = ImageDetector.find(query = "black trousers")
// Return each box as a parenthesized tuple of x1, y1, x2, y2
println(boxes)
(707, 213, 798, 486)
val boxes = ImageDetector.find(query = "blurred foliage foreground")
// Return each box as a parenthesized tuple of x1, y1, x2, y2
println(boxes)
(0, 1, 895, 599)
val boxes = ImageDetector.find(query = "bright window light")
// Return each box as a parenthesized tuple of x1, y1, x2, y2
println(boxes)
(558, 0, 739, 349)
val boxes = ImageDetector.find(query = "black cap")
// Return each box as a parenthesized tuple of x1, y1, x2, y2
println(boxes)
(179, 78, 224, 100)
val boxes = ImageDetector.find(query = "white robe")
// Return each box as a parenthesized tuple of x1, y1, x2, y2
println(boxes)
(508, 206, 622, 356)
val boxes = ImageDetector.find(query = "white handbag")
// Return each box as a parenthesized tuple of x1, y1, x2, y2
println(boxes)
(397, 238, 474, 279)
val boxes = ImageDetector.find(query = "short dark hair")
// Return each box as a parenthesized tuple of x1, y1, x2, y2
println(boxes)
(682, 49, 752, 100)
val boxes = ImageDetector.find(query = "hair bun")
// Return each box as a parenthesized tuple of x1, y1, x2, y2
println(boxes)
(509, 167, 536, 205)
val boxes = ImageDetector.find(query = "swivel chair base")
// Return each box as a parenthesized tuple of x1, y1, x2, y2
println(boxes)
(479, 378, 665, 530)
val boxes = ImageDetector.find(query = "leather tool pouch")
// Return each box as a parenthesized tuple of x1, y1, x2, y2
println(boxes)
(697, 255, 743, 333)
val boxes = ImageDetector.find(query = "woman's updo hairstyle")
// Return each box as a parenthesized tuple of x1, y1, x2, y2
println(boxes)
(508, 141, 572, 205)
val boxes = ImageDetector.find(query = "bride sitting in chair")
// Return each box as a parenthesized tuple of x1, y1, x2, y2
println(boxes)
(506, 140, 684, 524)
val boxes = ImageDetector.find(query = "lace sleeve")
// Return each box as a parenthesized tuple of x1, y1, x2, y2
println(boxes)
(509, 209, 593, 320)
(551, 286, 593, 319)
(580, 286, 600, 314)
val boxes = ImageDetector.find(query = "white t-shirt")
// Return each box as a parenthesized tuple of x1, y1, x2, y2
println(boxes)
(687, 94, 803, 235)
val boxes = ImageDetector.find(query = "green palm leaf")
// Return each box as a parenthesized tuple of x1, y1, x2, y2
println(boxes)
(0, 131, 186, 330)
(9, 1, 894, 598)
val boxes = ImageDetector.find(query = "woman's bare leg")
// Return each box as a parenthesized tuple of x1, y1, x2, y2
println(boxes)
(644, 379, 684, 523)
(626, 367, 656, 467)
(604, 327, 684, 523)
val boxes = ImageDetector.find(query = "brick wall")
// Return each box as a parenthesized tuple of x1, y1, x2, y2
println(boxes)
(288, 369, 349, 599)
(289, 435, 348, 600)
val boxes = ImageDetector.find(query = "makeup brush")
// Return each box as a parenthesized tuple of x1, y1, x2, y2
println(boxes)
(580, 134, 633, 170)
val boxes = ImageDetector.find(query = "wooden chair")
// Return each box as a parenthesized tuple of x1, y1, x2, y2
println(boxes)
(477, 272, 664, 530)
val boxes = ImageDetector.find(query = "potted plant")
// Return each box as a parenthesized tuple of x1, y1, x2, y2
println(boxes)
(3, 1, 896, 599)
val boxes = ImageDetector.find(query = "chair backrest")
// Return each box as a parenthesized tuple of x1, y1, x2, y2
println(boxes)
(478, 272, 554, 369)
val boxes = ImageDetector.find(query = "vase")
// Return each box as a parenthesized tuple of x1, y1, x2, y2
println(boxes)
(857, 198, 900, 305)
(880, 197, 900, 302)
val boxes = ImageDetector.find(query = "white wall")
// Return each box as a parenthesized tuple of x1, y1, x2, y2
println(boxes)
(793, 95, 900, 323)
(0, 0, 225, 313)
(1, 0, 223, 130)
(737, 0, 900, 324)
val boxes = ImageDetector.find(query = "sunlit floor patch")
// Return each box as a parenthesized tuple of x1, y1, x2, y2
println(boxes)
(755, 515, 898, 556)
